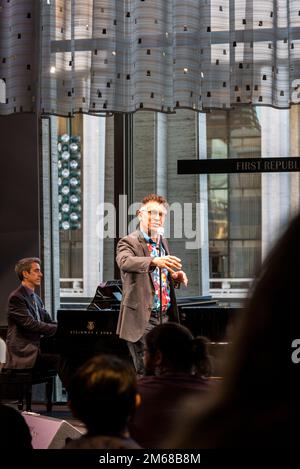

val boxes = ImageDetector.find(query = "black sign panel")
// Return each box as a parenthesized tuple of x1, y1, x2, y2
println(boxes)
(178, 157, 300, 174)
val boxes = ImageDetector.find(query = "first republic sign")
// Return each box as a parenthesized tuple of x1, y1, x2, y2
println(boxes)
(177, 157, 300, 175)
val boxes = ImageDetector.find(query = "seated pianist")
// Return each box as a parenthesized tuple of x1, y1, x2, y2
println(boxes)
(4, 257, 69, 388)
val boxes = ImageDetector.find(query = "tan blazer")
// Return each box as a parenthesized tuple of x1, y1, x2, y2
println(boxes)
(116, 230, 179, 342)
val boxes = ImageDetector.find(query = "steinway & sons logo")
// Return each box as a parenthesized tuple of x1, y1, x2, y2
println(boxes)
(87, 321, 95, 332)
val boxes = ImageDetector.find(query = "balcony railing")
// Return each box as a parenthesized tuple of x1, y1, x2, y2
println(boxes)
(60, 278, 84, 296)
(59, 277, 252, 299)
(209, 278, 253, 298)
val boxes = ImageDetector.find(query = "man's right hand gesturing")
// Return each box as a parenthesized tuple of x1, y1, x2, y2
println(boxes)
(151, 255, 182, 273)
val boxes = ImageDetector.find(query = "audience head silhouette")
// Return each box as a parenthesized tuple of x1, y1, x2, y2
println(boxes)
(0, 403, 32, 449)
(68, 355, 138, 437)
(144, 323, 211, 376)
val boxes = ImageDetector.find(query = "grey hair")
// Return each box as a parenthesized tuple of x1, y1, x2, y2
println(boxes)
(15, 257, 41, 281)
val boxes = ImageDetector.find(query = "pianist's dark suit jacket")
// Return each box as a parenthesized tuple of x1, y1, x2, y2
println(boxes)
(5, 285, 57, 369)
(116, 230, 179, 343)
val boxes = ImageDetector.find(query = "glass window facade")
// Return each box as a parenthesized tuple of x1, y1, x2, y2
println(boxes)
(207, 108, 262, 283)
(45, 106, 300, 302)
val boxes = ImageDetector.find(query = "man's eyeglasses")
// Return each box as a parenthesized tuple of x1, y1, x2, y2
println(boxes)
(140, 209, 166, 219)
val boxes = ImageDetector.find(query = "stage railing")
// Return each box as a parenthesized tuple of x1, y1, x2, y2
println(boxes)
(60, 278, 84, 296)
(209, 278, 253, 298)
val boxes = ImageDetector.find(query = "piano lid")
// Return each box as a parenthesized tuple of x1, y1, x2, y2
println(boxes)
(177, 295, 218, 307)
(87, 280, 122, 311)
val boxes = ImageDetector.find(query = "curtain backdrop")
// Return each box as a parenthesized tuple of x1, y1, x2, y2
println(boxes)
(0, 0, 37, 115)
(1, 0, 300, 116)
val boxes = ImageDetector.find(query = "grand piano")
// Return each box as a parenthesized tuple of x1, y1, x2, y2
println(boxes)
(55, 281, 129, 368)
(54, 281, 241, 370)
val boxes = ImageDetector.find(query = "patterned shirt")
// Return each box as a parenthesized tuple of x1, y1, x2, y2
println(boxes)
(142, 231, 171, 313)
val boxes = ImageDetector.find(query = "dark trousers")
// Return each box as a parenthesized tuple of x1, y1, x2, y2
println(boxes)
(34, 353, 71, 390)
(127, 313, 168, 376)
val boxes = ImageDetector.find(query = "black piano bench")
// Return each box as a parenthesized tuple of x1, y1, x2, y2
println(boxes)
(0, 368, 56, 412)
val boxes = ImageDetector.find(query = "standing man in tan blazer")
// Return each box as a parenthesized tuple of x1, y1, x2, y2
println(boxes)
(116, 194, 188, 375)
